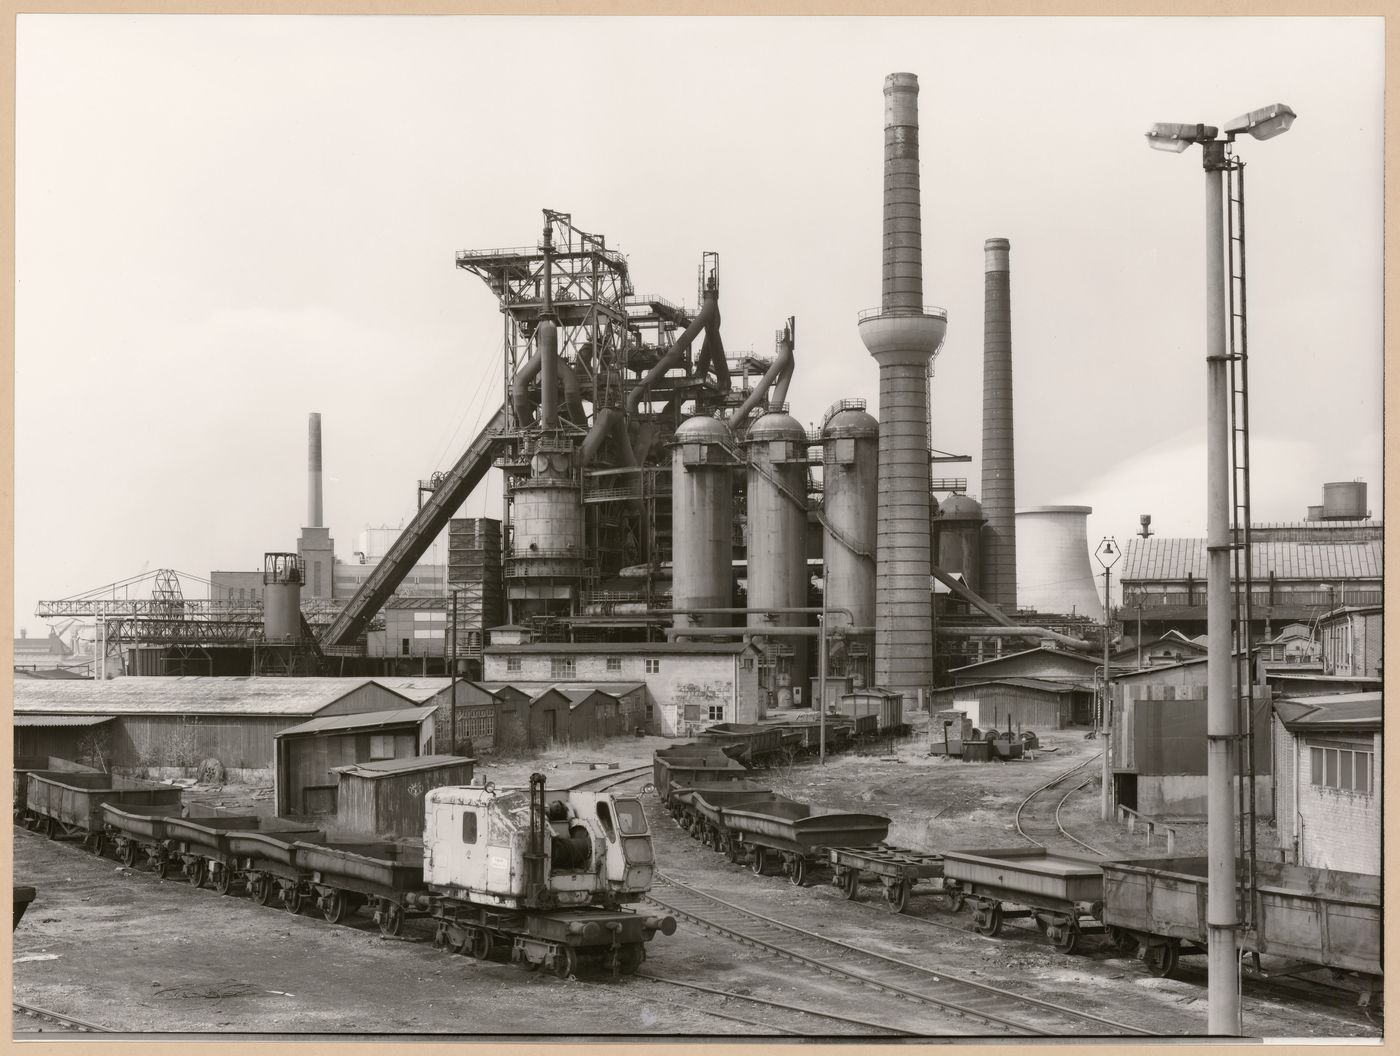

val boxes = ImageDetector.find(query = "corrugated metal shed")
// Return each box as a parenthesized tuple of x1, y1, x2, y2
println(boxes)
(13, 715, 115, 728)
(1275, 692, 1382, 731)
(275, 707, 431, 738)
(1121, 537, 1383, 582)
(334, 754, 473, 838)
(945, 677, 1089, 695)
(333, 754, 469, 778)
(948, 647, 1102, 676)
(12, 677, 410, 717)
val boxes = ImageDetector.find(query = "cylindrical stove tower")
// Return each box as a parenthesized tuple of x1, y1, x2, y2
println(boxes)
(980, 238, 1017, 612)
(933, 493, 986, 594)
(822, 400, 879, 691)
(263, 552, 304, 640)
(508, 443, 584, 622)
(671, 415, 735, 632)
(743, 408, 811, 703)
(857, 72, 947, 701)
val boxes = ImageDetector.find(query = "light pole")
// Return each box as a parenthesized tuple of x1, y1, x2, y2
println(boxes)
(1094, 537, 1120, 821)
(1146, 100, 1295, 1037)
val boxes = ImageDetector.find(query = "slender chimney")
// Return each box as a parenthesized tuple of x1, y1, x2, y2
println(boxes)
(857, 73, 947, 704)
(308, 412, 323, 528)
(980, 238, 1017, 612)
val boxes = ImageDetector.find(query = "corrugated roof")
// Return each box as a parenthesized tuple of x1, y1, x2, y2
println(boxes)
(12, 677, 408, 717)
(1121, 537, 1383, 582)
(504, 681, 645, 697)
(371, 677, 453, 702)
(1274, 692, 1382, 731)
(333, 754, 472, 778)
(936, 678, 1089, 695)
(948, 647, 1102, 674)
(12, 714, 115, 728)
(274, 707, 432, 738)
(558, 688, 619, 707)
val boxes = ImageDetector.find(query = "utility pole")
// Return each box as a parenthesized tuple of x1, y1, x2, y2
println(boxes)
(1095, 537, 1120, 821)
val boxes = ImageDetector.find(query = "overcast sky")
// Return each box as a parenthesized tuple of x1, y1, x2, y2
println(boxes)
(13, 15, 1384, 634)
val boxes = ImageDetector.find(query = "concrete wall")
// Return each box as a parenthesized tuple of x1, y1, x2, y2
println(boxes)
(483, 652, 757, 737)
(1136, 774, 1273, 822)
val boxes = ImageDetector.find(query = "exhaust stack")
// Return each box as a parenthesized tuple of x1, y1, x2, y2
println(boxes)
(308, 412, 323, 528)
(857, 72, 947, 702)
(980, 238, 1017, 611)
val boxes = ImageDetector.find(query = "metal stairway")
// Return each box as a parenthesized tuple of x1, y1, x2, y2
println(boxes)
(320, 405, 512, 647)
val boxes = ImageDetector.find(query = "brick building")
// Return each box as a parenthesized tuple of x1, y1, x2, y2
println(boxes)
(1317, 605, 1383, 679)
(1272, 692, 1381, 875)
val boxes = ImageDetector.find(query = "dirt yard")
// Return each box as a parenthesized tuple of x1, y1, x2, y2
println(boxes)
(12, 720, 1379, 1041)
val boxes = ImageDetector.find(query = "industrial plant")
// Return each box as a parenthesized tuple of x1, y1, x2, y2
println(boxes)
(15, 66, 1382, 1042)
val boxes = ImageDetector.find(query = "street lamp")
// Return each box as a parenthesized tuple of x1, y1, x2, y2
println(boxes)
(1146, 101, 1295, 1038)
(1095, 537, 1121, 822)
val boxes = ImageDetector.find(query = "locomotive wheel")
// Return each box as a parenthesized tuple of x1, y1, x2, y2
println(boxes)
(212, 865, 233, 896)
(551, 945, 577, 980)
(152, 855, 170, 880)
(749, 847, 768, 876)
(90, 834, 107, 858)
(884, 878, 912, 915)
(1143, 941, 1180, 979)
(723, 836, 741, 864)
(788, 856, 808, 887)
(187, 858, 207, 889)
(322, 890, 349, 925)
(119, 841, 137, 868)
(618, 943, 644, 975)
(281, 884, 306, 914)
(377, 899, 405, 937)
(471, 929, 493, 961)
(248, 874, 273, 907)
(840, 869, 860, 900)
(1052, 924, 1081, 955)
(974, 902, 1004, 938)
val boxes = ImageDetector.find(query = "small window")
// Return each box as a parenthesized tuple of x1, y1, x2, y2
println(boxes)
(507, 656, 521, 672)
(707, 704, 725, 721)
(462, 812, 477, 844)
(645, 658, 660, 674)
(551, 657, 577, 679)
(606, 657, 622, 672)
(596, 802, 616, 841)
(369, 734, 395, 760)
(401, 638, 411, 657)
(645, 703, 654, 720)
(613, 798, 646, 835)
(740, 657, 754, 670)
(1310, 747, 1323, 786)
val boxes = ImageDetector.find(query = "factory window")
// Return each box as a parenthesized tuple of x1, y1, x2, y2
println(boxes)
(1310, 743, 1373, 794)
(606, 657, 622, 672)
(740, 657, 754, 670)
(707, 705, 725, 721)
(506, 655, 521, 672)
(646, 703, 654, 720)
(414, 629, 444, 640)
(401, 638, 411, 656)
(645, 659, 661, 674)
(461, 812, 477, 844)
(551, 657, 576, 679)
(369, 734, 395, 760)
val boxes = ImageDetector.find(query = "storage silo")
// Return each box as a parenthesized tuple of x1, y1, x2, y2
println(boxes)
(743, 409, 811, 704)
(671, 415, 735, 631)
(1321, 481, 1367, 520)
(263, 552, 304, 640)
(933, 493, 985, 595)
(1015, 506, 1104, 621)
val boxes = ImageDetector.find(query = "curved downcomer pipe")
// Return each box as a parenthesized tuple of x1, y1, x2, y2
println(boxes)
(771, 318, 795, 408)
(537, 319, 561, 428)
(559, 356, 585, 426)
(696, 301, 730, 388)
(730, 322, 794, 429)
(626, 288, 718, 419)
(510, 331, 582, 429)
(578, 407, 618, 467)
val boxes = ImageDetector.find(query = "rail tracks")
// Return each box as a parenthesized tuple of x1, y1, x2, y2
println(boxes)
(567, 765, 653, 792)
(13, 1001, 110, 1034)
(1013, 753, 1106, 855)
(645, 870, 1153, 1037)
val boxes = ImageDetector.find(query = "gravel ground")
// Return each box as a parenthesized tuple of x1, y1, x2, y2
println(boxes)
(12, 722, 1381, 1041)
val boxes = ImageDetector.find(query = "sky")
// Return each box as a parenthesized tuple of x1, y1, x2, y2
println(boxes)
(12, 15, 1385, 635)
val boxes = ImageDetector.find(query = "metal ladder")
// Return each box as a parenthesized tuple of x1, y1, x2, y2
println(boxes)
(1225, 149, 1258, 926)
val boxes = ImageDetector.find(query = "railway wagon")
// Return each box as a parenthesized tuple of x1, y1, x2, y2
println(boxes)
(720, 796, 890, 887)
(1101, 855, 1383, 1001)
(694, 723, 785, 765)
(22, 771, 182, 849)
(941, 847, 1108, 954)
(652, 745, 751, 805)
(225, 829, 329, 910)
(827, 844, 957, 914)
(672, 784, 775, 855)
(294, 840, 428, 934)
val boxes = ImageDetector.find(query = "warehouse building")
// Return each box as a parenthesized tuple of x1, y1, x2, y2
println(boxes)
(1317, 604, 1383, 679)
(1272, 692, 1380, 875)
(273, 706, 436, 815)
(926, 677, 1092, 732)
(945, 646, 1112, 687)
(12, 677, 423, 782)
(483, 640, 763, 736)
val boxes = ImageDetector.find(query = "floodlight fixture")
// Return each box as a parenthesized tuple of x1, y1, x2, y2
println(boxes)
(1223, 103, 1296, 142)
(1145, 122, 1219, 152)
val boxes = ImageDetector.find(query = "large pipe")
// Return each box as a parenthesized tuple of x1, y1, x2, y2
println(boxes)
(559, 357, 586, 426)
(626, 288, 718, 419)
(980, 237, 1017, 611)
(699, 301, 730, 388)
(578, 408, 619, 467)
(771, 318, 795, 408)
(665, 626, 874, 638)
(730, 323, 793, 428)
(307, 412, 323, 528)
(510, 345, 544, 425)
(857, 72, 946, 705)
(539, 221, 559, 428)
(1203, 137, 1240, 1035)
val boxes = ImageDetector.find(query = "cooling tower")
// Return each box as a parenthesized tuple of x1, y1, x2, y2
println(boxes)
(857, 72, 947, 701)
(1015, 506, 1104, 621)
(980, 238, 1017, 611)
(308, 412, 323, 528)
